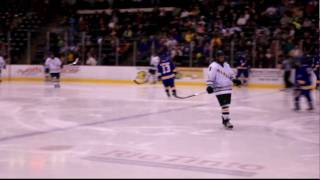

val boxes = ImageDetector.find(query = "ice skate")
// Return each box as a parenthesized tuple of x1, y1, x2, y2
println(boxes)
(223, 119, 233, 129)
(307, 102, 314, 111)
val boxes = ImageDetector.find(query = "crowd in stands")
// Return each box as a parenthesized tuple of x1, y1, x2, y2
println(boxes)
(57, 0, 318, 67)
(1, 0, 319, 67)
(0, 0, 54, 64)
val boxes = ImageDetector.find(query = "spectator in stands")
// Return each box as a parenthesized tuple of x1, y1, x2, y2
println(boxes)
(138, 38, 149, 60)
(123, 25, 133, 39)
(236, 14, 248, 26)
(184, 30, 194, 43)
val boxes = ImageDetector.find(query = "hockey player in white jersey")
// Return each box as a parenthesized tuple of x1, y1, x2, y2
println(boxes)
(0, 54, 6, 83)
(206, 50, 241, 129)
(44, 52, 54, 82)
(45, 54, 63, 88)
(148, 52, 160, 84)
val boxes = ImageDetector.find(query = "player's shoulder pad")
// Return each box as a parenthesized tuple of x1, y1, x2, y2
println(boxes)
(209, 62, 218, 68)
(208, 62, 217, 71)
(223, 62, 231, 68)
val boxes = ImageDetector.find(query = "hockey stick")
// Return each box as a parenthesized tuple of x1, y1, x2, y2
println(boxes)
(174, 91, 207, 99)
(67, 58, 79, 66)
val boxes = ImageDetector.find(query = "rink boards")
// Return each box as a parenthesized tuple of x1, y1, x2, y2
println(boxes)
(1, 65, 316, 88)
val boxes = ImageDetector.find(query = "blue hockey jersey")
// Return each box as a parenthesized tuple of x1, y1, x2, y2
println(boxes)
(158, 53, 176, 80)
(295, 64, 312, 89)
(235, 55, 249, 69)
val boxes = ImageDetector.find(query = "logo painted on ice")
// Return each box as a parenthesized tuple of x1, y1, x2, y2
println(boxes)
(83, 149, 266, 177)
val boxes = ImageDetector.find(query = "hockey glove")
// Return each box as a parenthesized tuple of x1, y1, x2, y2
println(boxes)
(232, 79, 242, 86)
(206, 86, 214, 94)
(173, 70, 177, 75)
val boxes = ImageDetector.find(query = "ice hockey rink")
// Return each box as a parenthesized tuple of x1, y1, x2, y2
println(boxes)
(0, 81, 319, 178)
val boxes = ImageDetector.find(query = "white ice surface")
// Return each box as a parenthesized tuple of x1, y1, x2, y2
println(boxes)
(0, 82, 319, 178)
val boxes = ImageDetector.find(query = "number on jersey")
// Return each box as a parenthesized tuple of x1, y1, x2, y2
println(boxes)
(160, 62, 171, 74)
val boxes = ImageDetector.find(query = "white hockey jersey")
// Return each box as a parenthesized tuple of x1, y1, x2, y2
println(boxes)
(45, 57, 62, 73)
(150, 55, 160, 69)
(207, 61, 235, 95)
(0, 56, 6, 70)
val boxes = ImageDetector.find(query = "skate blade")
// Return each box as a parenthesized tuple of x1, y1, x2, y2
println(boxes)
(223, 124, 234, 130)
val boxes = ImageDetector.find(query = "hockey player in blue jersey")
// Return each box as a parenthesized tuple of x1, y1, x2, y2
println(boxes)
(311, 54, 320, 89)
(157, 47, 177, 97)
(293, 58, 314, 111)
(235, 53, 250, 86)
